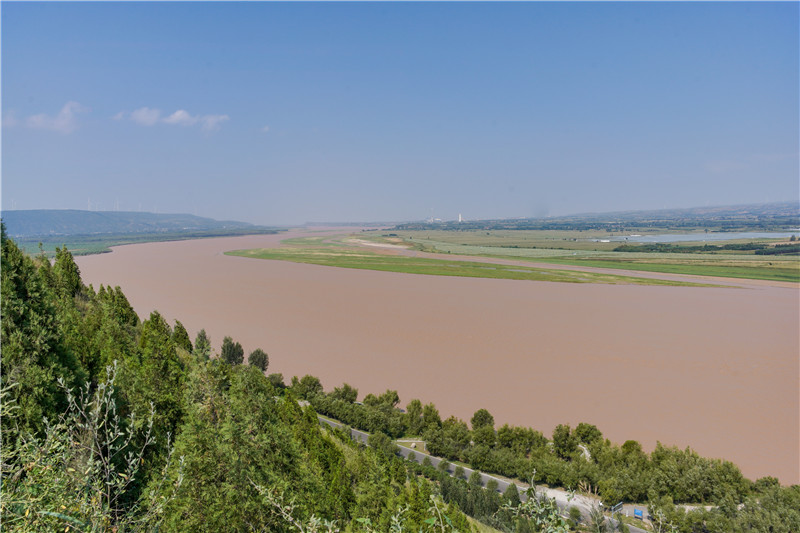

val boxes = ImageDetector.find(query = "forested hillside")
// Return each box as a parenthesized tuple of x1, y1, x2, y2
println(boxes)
(1, 224, 798, 532)
(3, 210, 262, 238)
(0, 227, 479, 532)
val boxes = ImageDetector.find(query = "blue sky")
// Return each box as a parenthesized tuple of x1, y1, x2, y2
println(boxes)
(2, 2, 798, 225)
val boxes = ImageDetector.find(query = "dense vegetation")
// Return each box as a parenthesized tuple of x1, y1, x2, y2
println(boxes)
(305, 384, 800, 532)
(0, 229, 479, 531)
(2, 225, 798, 532)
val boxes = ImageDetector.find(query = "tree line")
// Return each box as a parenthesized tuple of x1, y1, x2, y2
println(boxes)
(301, 379, 800, 532)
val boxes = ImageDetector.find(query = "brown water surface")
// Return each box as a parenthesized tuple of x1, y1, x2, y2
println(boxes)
(75, 230, 800, 484)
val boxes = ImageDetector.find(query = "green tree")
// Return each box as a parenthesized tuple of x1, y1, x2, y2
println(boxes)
(330, 383, 358, 403)
(220, 335, 244, 365)
(172, 320, 193, 352)
(268, 373, 286, 389)
(248, 348, 269, 372)
(405, 399, 423, 435)
(422, 403, 441, 430)
(576, 422, 603, 445)
(1, 232, 83, 434)
(193, 329, 211, 360)
(52, 246, 83, 298)
(503, 483, 521, 507)
(552, 424, 577, 460)
(471, 408, 495, 431)
(291, 374, 323, 400)
(121, 311, 185, 446)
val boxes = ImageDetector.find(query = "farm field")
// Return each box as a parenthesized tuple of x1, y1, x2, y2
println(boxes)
(381, 230, 800, 283)
(226, 238, 717, 287)
(75, 230, 800, 485)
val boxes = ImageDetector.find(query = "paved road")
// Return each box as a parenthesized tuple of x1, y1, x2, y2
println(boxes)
(317, 415, 649, 533)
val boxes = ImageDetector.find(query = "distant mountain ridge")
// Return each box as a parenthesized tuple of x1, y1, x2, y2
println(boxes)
(2, 210, 262, 238)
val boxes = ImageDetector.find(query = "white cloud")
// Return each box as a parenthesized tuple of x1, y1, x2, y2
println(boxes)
(130, 107, 161, 126)
(261, 125, 270, 133)
(163, 109, 198, 126)
(119, 106, 229, 132)
(25, 101, 87, 133)
(200, 114, 229, 131)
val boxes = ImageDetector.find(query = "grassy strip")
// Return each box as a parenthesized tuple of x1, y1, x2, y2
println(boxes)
(398, 238, 798, 283)
(17, 228, 283, 257)
(226, 247, 718, 287)
(507, 256, 800, 283)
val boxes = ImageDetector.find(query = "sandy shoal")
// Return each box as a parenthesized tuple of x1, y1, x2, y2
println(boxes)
(75, 230, 800, 484)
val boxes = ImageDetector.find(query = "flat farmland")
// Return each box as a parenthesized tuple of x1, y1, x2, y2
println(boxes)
(75, 230, 800, 484)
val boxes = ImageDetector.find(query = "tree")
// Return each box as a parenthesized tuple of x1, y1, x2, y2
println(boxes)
(53, 246, 82, 298)
(330, 383, 358, 403)
(378, 389, 400, 408)
(422, 403, 441, 430)
(473, 425, 496, 448)
(406, 399, 423, 435)
(172, 320, 193, 352)
(220, 336, 244, 365)
(1, 232, 83, 434)
(503, 483, 521, 507)
(267, 373, 285, 389)
(124, 311, 185, 444)
(291, 374, 323, 400)
(552, 424, 577, 460)
(576, 422, 603, 445)
(248, 348, 269, 372)
(471, 408, 495, 431)
(193, 329, 211, 360)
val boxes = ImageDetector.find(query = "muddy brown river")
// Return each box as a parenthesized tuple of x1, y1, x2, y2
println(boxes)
(75, 230, 800, 484)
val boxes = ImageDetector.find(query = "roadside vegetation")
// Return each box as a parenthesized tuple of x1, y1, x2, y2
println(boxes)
(303, 383, 800, 532)
(3, 226, 798, 532)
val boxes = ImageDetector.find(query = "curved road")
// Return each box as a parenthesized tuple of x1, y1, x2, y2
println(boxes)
(317, 415, 649, 533)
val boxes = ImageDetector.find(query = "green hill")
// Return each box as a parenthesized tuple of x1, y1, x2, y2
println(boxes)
(1, 209, 280, 255)
(2, 209, 261, 238)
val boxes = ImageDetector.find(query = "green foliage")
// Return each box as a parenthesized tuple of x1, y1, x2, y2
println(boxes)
(248, 347, 269, 372)
(568, 505, 583, 527)
(163, 365, 352, 531)
(193, 328, 211, 360)
(471, 408, 495, 431)
(405, 398, 424, 435)
(268, 373, 286, 389)
(172, 319, 193, 352)
(575, 422, 603, 445)
(292, 375, 324, 400)
(0, 366, 183, 531)
(330, 382, 358, 403)
(52, 246, 82, 298)
(552, 424, 578, 460)
(220, 335, 244, 365)
(1, 234, 84, 434)
(494, 486, 569, 533)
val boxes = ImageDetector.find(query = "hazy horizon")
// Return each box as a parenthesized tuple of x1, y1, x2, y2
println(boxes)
(2, 2, 798, 226)
(3, 199, 800, 229)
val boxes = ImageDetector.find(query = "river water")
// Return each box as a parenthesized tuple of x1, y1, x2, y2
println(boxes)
(75, 230, 800, 485)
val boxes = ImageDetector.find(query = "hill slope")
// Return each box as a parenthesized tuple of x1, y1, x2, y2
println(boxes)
(2, 209, 261, 238)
